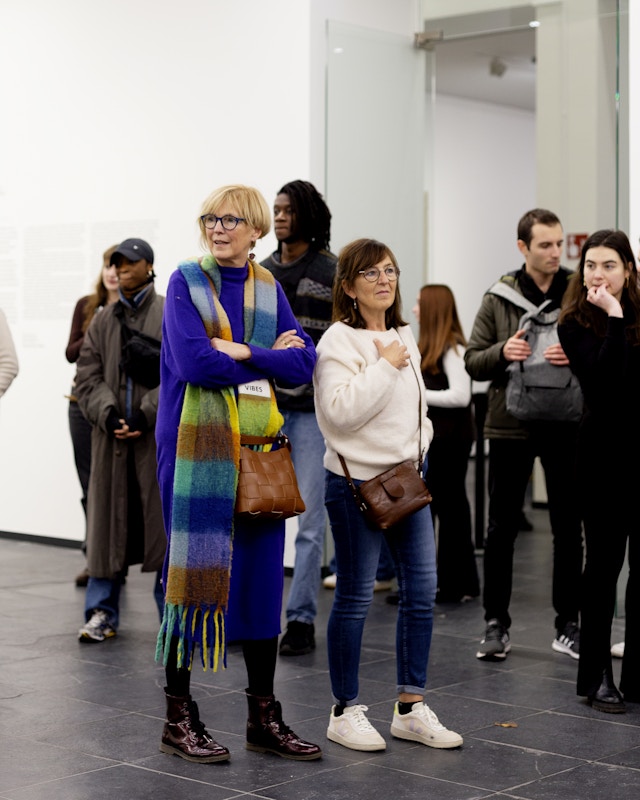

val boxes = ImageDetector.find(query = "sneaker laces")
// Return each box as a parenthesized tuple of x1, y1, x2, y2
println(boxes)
(484, 620, 505, 641)
(559, 622, 579, 645)
(413, 703, 446, 732)
(87, 609, 109, 629)
(345, 705, 377, 733)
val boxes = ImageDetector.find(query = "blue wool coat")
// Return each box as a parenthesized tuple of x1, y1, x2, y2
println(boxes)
(156, 263, 315, 641)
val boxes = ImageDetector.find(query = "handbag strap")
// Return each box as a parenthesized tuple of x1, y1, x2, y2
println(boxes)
(337, 453, 367, 511)
(337, 332, 425, 486)
(240, 433, 291, 450)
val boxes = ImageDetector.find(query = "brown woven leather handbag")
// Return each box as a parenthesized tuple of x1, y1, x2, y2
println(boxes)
(235, 434, 306, 520)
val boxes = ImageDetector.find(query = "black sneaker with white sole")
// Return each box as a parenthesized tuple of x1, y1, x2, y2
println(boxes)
(552, 621, 580, 660)
(476, 619, 510, 660)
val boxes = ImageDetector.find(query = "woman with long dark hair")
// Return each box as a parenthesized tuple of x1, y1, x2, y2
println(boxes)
(558, 228, 640, 713)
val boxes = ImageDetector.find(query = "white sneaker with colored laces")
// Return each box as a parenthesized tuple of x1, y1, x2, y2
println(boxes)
(390, 702, 463, 749)
(327, 704, 386, 751)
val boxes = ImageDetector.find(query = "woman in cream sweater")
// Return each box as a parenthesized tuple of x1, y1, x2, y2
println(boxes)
(314, 238, 462, 753)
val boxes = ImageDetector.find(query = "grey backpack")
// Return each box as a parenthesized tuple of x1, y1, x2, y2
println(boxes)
(489, 281, 583, 423)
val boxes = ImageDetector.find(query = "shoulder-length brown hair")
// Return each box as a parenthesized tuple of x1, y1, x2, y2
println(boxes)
(416, 284, 467, 374)
(82, 244, 119, 332)
(332, 238, 407, 329)
(559, 228, 640, 344)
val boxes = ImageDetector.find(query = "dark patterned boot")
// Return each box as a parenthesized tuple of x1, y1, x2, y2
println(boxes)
(160, 689, 230, 762)
(245, 690, 322, 760)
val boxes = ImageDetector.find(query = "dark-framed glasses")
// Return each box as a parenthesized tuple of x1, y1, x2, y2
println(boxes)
(357, 266, 400, 283)
(200, 214, 246, 231)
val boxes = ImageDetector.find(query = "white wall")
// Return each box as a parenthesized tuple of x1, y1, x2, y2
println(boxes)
(0, 0, 420, 544)
(431, 94, 535, 338)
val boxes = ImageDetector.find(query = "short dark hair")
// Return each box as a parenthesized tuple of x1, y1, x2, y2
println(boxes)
(333, 238, 407, 329)
(276, 180, 331, 252)
(517, 208, 562, 247)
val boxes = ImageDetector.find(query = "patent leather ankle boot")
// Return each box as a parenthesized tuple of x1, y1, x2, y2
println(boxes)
(587, 669, 626, 714)
(160, 689, 231, 762)
(245, 690, 322, 760)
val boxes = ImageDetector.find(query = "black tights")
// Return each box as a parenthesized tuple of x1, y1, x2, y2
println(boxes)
(164, 635, 278, 698)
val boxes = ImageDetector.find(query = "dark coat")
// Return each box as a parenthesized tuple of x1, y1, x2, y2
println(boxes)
(465, 267, 573, 439)
(76, 286, 166, 579)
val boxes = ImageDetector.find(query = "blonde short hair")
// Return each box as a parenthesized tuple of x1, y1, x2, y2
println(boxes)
(198, 184, 271, 251)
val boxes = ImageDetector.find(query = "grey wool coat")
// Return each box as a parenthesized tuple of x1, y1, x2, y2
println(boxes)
(75, 286, 166, 579)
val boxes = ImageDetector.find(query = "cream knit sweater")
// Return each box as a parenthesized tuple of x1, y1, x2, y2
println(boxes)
(313, 321, 433, 481)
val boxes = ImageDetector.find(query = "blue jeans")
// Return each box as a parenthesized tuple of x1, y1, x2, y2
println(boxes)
(325, 470, 437, 704)
(85, 571, 164, 628)
(328, 536, 396, 582)
(282, 410, 328, 625)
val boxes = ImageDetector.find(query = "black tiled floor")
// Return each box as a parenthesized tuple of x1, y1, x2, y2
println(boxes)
(0, 504, 636, 800)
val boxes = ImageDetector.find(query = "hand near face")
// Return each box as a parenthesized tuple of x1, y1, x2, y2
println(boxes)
(375, 338, 409, 370)
(586, 284, 623, 317)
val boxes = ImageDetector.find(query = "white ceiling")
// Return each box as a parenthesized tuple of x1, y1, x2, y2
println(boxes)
(424, 6, 537, 112)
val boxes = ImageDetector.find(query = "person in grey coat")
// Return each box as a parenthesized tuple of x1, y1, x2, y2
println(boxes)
(75, 238, 166, 643)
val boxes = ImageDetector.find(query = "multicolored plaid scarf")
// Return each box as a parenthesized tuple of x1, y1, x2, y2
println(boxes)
(156, 255, 283, 671)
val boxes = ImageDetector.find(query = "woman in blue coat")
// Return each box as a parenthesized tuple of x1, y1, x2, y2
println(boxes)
(155, 185, 321, 763)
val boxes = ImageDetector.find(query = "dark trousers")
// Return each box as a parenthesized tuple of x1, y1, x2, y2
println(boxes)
(427, 436, 479, 600)
(484, 425, 583, 631)
(577, 484, 639, 699)
(68, 399, 92, 551)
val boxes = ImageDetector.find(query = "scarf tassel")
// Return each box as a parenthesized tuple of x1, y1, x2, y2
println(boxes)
(155, 602, 227, 672)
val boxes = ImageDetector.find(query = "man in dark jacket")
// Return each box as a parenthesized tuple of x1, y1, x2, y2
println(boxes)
(262, 180, 336, 656)
(76, 238, 166, 643)
(465, 209, 583, 661)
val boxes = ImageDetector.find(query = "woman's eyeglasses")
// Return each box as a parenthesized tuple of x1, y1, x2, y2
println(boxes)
(200, 214, 246, 231)
(357, 266, 400, 283)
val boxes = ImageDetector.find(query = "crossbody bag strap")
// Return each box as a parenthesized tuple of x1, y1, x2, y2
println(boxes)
(337, 330, 424, 488)
(408, 356, 424, 471)
(337, 453, 367, 511)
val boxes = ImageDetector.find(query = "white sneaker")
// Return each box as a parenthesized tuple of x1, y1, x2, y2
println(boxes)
(323, 573, 337, 589)
(611, 641, 625, 658)
(327, 704, 386, 751)
(373, 579, 394, 592)
(390, 702, 463, 749)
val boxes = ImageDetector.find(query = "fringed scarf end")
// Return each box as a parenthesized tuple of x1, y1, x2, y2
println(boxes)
(155, 602, 226, 672)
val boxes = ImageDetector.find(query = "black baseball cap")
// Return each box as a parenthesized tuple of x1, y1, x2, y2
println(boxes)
(110, 238, 154, 265)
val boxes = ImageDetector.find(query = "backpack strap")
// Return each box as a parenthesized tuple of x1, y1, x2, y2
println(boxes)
(488, 280, 552, 322)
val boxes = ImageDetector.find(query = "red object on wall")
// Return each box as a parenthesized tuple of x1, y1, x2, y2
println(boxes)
(566, 233, 588, 260)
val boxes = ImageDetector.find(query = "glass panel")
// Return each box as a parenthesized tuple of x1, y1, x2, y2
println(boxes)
(326, 21, 428, 297)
